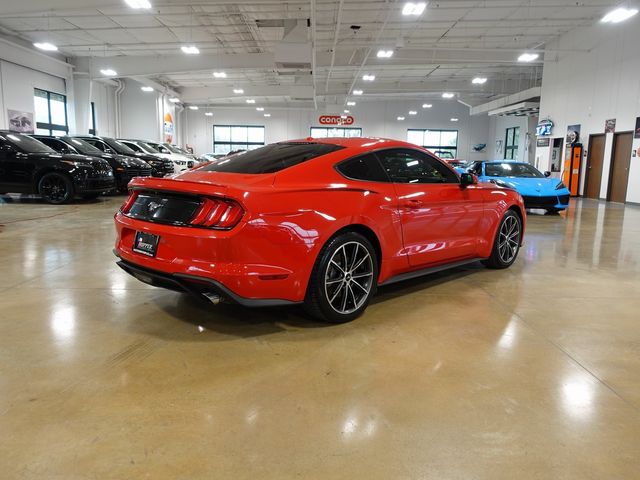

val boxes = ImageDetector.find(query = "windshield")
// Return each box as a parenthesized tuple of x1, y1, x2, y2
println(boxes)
(62, 137, 103, 155)
(103, 137, 137, 155)
(2, 133, 55, 153)
(485, 162, 544, 178)
(163, 144, 185, 154)
(135, 141, 160, 154)
(201, 142, 344, 174)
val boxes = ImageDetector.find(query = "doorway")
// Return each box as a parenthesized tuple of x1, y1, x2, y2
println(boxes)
(584, 134, 606, 199)
(607, 131, 632, 203)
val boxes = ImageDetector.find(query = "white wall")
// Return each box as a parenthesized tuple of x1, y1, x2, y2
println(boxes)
(91, 81, 117, 137)
(119, 78, 160, 141)
(537, 15, 640, 202)
(185, 99, 490, 158)
(488, 114, 538, 163)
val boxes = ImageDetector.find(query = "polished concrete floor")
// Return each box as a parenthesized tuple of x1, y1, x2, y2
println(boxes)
(1, 195, 639, 479)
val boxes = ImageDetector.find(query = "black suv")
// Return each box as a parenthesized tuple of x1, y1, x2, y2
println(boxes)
(0, 131, 115, 204)
(73, 135, 174, 177)
(33, 135, 152, 192)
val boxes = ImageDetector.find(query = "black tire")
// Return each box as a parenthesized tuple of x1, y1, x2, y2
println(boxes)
(304, 232, 378, 323)
(38, 172, 74, 204)
(482, 210, 522, 269)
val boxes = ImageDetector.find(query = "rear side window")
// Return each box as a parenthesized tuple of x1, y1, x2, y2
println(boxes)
(202, 142, 344, 174)
(377, 148, 459, 184)
(336, 153, 389, 182)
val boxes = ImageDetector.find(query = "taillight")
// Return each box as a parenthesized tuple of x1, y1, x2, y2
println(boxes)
(120, 191, 139, 213)
(191, 197, 244, 229)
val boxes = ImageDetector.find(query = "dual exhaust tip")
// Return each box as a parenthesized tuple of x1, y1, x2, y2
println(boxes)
(202, 292, 222, 305)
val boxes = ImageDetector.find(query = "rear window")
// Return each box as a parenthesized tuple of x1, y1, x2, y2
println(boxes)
(201, 142, 344, 174)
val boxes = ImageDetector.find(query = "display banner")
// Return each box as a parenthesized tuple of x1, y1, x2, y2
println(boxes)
(319, 115, 355, 126)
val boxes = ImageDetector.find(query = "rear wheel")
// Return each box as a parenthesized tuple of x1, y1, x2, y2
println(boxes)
(483, 210, 522, 269)
(304, 232, 378, 323)
(38, 173, 74, 204)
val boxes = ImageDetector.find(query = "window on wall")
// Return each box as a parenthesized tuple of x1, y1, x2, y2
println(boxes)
(504, 127, 520, 160)
(213, 125, 265, 155)
(34, 88, 68, 136)
(407, 129, 458, 159)
(310, 127, 362, 138)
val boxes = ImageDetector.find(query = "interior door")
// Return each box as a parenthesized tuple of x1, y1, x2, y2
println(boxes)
(376, 148, 484, 267)
(585, 134, 605, 199)
(608, 132, 633, 203)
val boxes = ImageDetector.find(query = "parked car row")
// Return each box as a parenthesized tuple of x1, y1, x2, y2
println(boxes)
(0, 131, 202, 204)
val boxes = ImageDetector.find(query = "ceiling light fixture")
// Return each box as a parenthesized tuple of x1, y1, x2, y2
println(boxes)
(124, 0, 151, 8)
(408, 110, 417, 115)
(205, 112, 213, 116)
(362, 74, 376, 81)
(246, 99, 256, 104)
(256, 107, 264, 111)
(140, 86, 154, 92)
(353, 89, 363, 95)
(344, 109, 350, 113)
(518, 53, 539, 62)
(402, 2, 426, 16)
(442, 92, 455, 99)
(346, 101, 356, 106)
(472, 77, 487, 84)
(264, 113, 271, 117)
(100, 69, 117, 76)
(376, 49, 394, 58)
(169, 97, 180, 103)
(451, 118, 459, 122)
(397, 116, 405, 121)
(213, 71, 227, 78)
(601, 7, 638, 23)
(33, 42, 58, 51)
(189, 106, 199, 110)
(181, 45, 200, 55)
(422, 103, 432, 108)
(233, 88, 244, 94)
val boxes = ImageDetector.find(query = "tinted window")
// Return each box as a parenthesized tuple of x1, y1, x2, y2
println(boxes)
(1, 133, 55, 153)
(377, 149, 458, 184)
(102, 138, 137, 155)
(62, 137, 103, 155)
(84, 139, 106, 151)
(201, 142, 344, 174)
(485, 162, 543, 178)
(337, 153, 389, 182)
(36, 137, 68, 152)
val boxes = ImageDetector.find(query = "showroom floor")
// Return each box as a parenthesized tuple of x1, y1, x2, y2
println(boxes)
(1, 195, 639, 479)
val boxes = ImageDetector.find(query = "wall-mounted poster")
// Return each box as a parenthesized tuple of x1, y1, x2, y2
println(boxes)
(7, 110, 34, 133)
(605, 118, 616, 133)
(163, 112, 174, 143)
(566, 124, 581, 144)
(634, 117, 640, 139)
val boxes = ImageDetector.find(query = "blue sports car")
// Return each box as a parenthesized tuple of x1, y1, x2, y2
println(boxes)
(460, 160, 570, 213)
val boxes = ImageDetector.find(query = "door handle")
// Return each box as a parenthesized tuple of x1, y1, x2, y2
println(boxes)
(399, 199, 424, 209)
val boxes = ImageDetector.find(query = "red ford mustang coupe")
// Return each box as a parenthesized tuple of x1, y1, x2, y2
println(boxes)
(114, 137, 525, 323)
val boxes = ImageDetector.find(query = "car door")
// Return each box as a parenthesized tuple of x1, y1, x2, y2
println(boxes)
(0, 138, 30, 193)
(376, 148, 485, 267)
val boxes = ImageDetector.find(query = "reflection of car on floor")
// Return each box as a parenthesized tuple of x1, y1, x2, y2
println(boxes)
(32, 135, 152, 192)
(463, 160, 570, 213)
(0, 131, 115, 204)
(114, 137, 525, 323)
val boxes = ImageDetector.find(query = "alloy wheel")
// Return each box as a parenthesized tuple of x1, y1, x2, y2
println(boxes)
(324, 241, 374, 315)
(498, 215, 520, 264)
(40, 175, 69, 203)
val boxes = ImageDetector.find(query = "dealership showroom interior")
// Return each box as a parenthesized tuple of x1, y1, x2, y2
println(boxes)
(2, 0, 640, 477)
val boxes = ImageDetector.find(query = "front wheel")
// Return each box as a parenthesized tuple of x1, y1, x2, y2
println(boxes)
(483, 210, 522, 269)
(304, 232, 378, 323)
(38, 172, 74, 204)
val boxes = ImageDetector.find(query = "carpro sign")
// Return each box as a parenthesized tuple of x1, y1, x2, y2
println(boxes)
(319, 115, 355, 126)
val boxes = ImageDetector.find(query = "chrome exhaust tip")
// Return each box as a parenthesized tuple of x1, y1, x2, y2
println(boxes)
(202, 292, 221, 305)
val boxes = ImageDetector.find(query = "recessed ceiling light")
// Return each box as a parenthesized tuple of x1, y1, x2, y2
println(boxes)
(264, 113, 271, 117)
(376, 49, 393, 58)
(402, 2, 426, 16)
(205, 112, 213, 116)
(451, 118, 459, 122)
(602, 7, 638, 23)
(33, 42, 58, 51)
(233, 88, 244, 94)
(397, 116, 405, 121)
(472, 77, 487, 84)
(442, 92, 455, 99)
(256, 107, 264, 111)
(340, 115, 348, 119)
(213, 71, 227, 78)
(246, 99, 255, 104)
(140, 86, 154, 92)
(188, 106, 199, 110)
(100, 68, 117, 76)
(124, 0, 151, 8)
(362, 74, 376, 81)
(353, 89, 363, 95)
(344, 109, 350, 113)
(181, 45, 200, 55)
(518, 53, 539, 62)
(346, 101, 356, 106)
(422, 103, 432, 108)
(408, 110, 417, 115)
(169, 97, 180, 103)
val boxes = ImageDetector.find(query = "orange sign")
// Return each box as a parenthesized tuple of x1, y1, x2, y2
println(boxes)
(319, 115, 355, 126)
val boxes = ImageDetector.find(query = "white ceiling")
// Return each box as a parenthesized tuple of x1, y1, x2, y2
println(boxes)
(0, 0, 622, 108)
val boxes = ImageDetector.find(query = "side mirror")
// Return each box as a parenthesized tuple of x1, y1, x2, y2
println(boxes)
(460, 172, 477, 187)
(544, 171, 551, 177)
